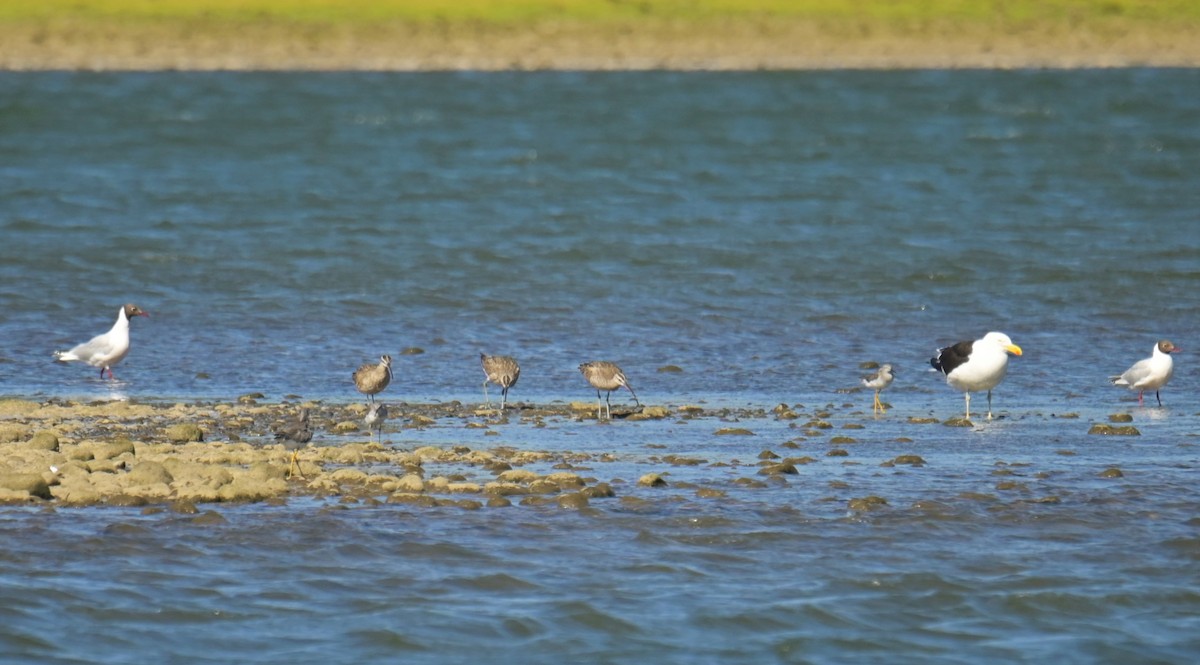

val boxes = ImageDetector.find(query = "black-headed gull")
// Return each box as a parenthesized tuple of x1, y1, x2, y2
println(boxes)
(481, 353, 520, 410)
(53, 303, 149, 380)
(861, 364, 895, 415)
(353, 355, 392, 404)
(931, 332, 1023, 421)
(579, 361, 640, 420)
(1111, 340, 1179, 406)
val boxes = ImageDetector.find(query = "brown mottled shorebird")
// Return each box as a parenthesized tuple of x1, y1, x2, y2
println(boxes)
(861, 364, 895, 415)
(273, 408, 313, 479)
(53, 303, 150, 380)
(364, 402, 388, 443)
(353, 355, 392, 404)
(481, 353, 520, 410)
(579, 361, 640, 420)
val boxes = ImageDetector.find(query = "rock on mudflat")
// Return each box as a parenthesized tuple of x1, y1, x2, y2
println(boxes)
(27, 431, 60, 451)
(126, 461, 174, 486)
(0, 424, 30, 443)
(556, 492, 590, 510)
(165, 423, 204, 443)
(638, 473, 668, 487)
(848, 496, 888, 511)
(0, 473, 52, 500)
(626, 406, 670, 421)
(581, 483, 615, 499)
(1088, 424, 1140, 436)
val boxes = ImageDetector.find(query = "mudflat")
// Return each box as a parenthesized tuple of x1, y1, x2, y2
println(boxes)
(2, 17, 1198, 70)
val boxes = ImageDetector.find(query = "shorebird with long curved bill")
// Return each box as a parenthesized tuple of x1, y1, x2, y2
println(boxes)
(930, 332, 1022, 421)
(273, 408, 314, 479)
(861, 364, 895, 415)
(579, 361, 640, 420)
(53, 303, 149, 380)
(481, 353, 520, 410)
(364, 402, 389, 443)
(1111, 340, 1179, 406)
(353, 355, 392, 404)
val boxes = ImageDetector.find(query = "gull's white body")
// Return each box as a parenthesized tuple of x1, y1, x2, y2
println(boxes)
(931, 332, 1023, 420)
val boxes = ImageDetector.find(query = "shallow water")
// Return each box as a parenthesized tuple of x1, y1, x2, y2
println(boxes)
(1, 70, 1199, 662)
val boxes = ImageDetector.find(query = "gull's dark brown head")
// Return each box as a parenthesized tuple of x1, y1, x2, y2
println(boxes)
(123, 304, 149, 319)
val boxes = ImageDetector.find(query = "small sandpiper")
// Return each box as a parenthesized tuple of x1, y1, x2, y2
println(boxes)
(861, 364, 895, 415)
(364, 402, 389, 443)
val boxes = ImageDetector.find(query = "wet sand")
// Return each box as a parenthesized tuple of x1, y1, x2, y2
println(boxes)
(1, 393, 1158, 510)
(2, 19, 1199, 70)
(0, 396, 715, 507)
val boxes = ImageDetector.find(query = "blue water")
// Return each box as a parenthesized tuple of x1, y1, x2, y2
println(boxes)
(1, 70, 1199, 663)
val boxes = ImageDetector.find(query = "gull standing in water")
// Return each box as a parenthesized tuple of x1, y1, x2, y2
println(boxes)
(930, 332, 1023, 421)
(353, 355, 392, 404)
(1111, 340, 1179, 406)
(480, 353, 520, 410)
(53, 303, 149, 380)
(579, 361, 640, 420)
(861, 364, 895, 415)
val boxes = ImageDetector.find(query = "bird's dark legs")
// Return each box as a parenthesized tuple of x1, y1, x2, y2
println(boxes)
(605, 390, 613, 420)
(501, 386, 509, 411)
(1156, 390, 1163, 407)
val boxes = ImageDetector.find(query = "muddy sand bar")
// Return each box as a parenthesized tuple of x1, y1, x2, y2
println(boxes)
(3, 18, 1199, 70)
